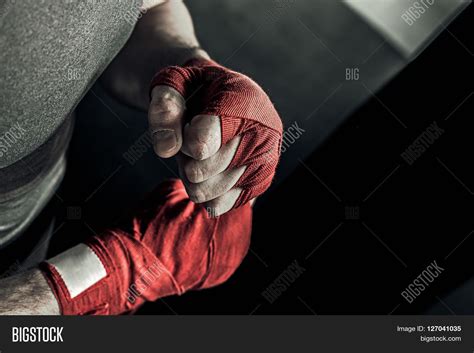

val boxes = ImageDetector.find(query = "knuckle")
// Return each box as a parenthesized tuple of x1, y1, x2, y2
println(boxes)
(151, 86, 184, 105)
(186, 184, 208, 203)
(148, 103, 163, 118)
(184, 162, 204, 183)
(149, 98, 183, 119)
(189, 141, 209, 160)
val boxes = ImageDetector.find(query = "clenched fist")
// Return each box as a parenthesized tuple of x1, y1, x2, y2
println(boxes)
(148, 58, 282, 215)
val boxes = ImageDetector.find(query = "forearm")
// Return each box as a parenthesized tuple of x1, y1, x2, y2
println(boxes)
(101, 0, 210, 110)
(0, 269, 60, 315)
(0, 178, 251, 316)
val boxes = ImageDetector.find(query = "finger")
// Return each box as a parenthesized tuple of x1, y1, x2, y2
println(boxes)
(181, 114, 221, 160)
(178, 135, 241, 184)
(148, 86, 186, 158)
(203, 188, 243, 217)
(179, 163, 246, 204)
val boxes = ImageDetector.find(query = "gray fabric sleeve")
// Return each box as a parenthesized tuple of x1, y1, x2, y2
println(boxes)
(0, 0, 141, 167)
(0, 0, 143, 246)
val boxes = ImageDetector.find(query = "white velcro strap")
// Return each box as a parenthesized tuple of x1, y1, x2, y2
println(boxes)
(47, 244, 107, 299)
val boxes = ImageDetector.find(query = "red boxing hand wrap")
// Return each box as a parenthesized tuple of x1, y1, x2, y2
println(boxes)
(40, 179, 252, 315)
(150, 58, 283, 208)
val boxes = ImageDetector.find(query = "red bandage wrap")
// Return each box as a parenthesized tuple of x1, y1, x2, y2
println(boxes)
(150, 58, 283, 208)
(40, 179, 252, 315)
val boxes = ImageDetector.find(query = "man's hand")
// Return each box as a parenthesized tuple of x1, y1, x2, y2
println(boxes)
(149, 85, 246, 215)
(148, 59, 283, 215)
(39, 179, 252, 315)
(100, 0, 282, 214)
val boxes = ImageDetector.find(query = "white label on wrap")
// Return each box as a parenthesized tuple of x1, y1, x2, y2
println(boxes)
(47, 244, 107, 298)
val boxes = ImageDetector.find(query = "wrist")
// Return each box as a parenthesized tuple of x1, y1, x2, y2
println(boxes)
(0, 269, 60, 315)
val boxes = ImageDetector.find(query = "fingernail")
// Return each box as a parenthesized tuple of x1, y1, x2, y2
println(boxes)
(153, 130, 177, 153)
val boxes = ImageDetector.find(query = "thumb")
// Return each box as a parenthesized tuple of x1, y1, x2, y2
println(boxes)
(148, 85, 186, 158)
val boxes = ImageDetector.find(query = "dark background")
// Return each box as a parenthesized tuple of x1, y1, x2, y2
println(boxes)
(48, 2, 473, 314)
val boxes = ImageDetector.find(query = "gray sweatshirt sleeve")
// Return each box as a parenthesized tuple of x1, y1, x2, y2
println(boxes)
(0, 0, 142, 246)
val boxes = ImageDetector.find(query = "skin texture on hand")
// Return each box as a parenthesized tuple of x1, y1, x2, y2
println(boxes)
(149, 86, 245, 215)
(0, 269, 60, 315)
